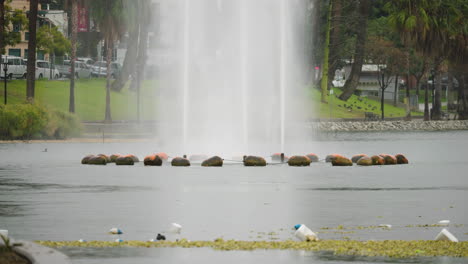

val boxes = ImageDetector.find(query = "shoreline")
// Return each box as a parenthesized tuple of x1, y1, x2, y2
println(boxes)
(1, 120, 467, 144)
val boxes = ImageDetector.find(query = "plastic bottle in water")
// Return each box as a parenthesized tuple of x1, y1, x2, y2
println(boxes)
(294, 224, 319, 242)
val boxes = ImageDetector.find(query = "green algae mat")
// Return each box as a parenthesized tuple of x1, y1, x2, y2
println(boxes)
(36, 240, 468, 259)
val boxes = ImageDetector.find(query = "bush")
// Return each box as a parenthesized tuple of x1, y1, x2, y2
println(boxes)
(0, 103, 81, 140)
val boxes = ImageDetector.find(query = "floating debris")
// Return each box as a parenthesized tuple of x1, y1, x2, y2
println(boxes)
(109, 228, 123, 235)
(36, 240, 468, 258)
(438, 220, 450, 226)
(378, 224, 392, 229)
(170, 223, 182, 234)
(294, 224, 318, 242)
(435, 229, 458, 242)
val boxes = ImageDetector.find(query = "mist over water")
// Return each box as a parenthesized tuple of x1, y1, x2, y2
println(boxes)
(154, 0, 313, 156)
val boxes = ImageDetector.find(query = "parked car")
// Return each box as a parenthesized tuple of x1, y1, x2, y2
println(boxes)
(77, 57, 95, 67)
(59, 61, 92, 79)
(91, 61, 122, 79)
(23, 60, 60, 80)
(0, 56, 27, 79)
(56, 60, 71, 78)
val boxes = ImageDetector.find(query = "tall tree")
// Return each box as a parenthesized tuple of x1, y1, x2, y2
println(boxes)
(111, 1, 140, 92)
(320, 0, 332, 103)
(69, 0, 77, 113)
(90, 0, 125, 122)
(26, 0, 39, 101)
(327, 0, 342, 89)
(387, 0, 468, 119)
(338, 0, 371, 101)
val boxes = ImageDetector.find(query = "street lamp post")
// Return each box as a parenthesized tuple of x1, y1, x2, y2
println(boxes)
(3, 56, 8, 105)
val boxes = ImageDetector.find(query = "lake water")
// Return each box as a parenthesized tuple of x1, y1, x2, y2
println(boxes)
(1, 131, 467, 263)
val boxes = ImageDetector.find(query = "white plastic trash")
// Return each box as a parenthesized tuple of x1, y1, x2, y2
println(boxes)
(115, 238, 124, 243)
(435, 228, 458, 242)
(438, 220, 450, 226)
(294, 224, 318, 242)
(78, 239, 87, 243)
(109, 227, 123, 235)
(170, 223, 182, 234)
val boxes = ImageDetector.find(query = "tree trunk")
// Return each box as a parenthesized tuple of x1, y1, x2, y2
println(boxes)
(131, 1, 150, 122)
(455, 62, 468, 120)
(104, 38, 112, 122)
(432, 70, 442, 120)
(338, 0, 370, 101)
(405, 72, 411, 120)
(393, 75, 398, 106)
(69, 1, 77, 113)
(327, 0, 342, 89)
(0, 0, 5, 52)
(447, 68, 453, 111)
(424, 82, 429, 121)
(0, 0, 5, 79)
(26, 0, 39, 101)
(110, 28, 139, 92)
(320, 0, 332, 103)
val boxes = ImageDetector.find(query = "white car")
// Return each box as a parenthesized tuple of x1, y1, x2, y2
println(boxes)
(0, 56, 27, 79)
(34, 60, 60, 80)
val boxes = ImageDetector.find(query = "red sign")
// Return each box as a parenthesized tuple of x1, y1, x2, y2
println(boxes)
(77, 4, 88, 32)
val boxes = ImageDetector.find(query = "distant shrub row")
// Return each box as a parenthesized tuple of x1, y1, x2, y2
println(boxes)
(0, 103, 81, 140)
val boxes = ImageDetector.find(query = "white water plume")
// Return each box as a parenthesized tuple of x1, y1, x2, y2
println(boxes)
(153, 0, 313, 156)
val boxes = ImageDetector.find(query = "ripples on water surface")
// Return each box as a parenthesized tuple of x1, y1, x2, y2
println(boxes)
(0, 131, 467, 263)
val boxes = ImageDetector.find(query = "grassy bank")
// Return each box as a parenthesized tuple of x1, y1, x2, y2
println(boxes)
(309, 87, 423, 119)
(0, 79, 421, 122)
(0, 79, 158, 122)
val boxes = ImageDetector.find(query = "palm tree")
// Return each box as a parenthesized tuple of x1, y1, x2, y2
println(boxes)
(386, 0, 468, 120)
(90, 0, 125, 122)
(26, 0, 38, 101)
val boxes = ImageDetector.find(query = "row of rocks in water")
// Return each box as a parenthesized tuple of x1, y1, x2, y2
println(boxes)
(325, 153, 408, 166)
(81, 153, 408, 167)
(314, 120, 468, 132)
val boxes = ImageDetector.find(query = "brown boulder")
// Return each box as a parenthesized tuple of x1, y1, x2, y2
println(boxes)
(395, 154, 409, 164)
(171, 157, 191, 167)
(244, 156, 267, 167)
(371, 155, 385, 165)
(116, 156, 135, 166)
(331, 156, 352, 166)
(201, 156, 224, 167)
(352, 154, 369, 163)
(326, 154, 342, 163)
(380, 154, 397, 165)
(357, 156, 373, 166)
(155, 152, 169, 161)
(125, 155, 139, 163)
(88, 155, 107, 165)
(144, 155, 163, 166)
(81, 155, 94, 164)
(306, 153, 319, 162)
(97, 154, 111, 163)
(288, 156, 311, 166)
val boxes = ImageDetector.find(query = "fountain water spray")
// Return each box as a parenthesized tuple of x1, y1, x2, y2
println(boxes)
(154, 0, 313, 155)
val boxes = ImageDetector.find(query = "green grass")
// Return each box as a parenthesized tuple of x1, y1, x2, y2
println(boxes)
(0, 79, 421, 122)
(309, 86, 423, 119)
(0, 79, 158, 122)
